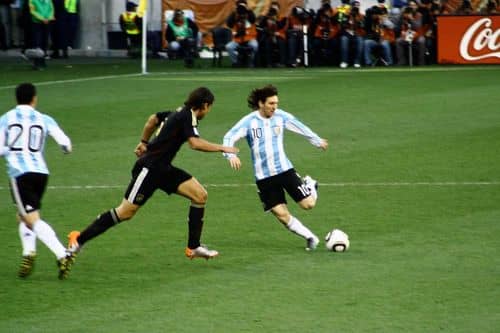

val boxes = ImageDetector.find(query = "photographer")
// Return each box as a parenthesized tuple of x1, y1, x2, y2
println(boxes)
(166, 9, 199, 67)
(363, 6, 394, 66)
(336, 0, 364, 68)
(225, 0, 258, 67)
(395, 1, 426, 66)
(311, 2, 339, 66)
(257, 1, 287, 67)
(286, 6, 311, 67)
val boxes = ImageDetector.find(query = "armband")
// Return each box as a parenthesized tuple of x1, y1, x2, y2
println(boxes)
(141, 139, 148, 144)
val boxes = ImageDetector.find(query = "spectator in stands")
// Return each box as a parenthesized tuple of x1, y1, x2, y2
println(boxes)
(482, 0, 498, 13)
(50, 0, 64, 58)
(257, 1, 287, 67)
(119, 1, 142, 58)
(337, 0, 364, 68)
(226, 0, 258, 67)
(396, 1, 426, 66)
(286, 6, 311, 67)
(20, 0, 32, 54)
(29, 0, 54, 69)
(0, 0, 14, 50)
(455, 0, 474, 14)
(51, 0, 78, 59)
(311, 2, 339, 66)
(364, 6, 394, 66)
(166, 9, 198, 67)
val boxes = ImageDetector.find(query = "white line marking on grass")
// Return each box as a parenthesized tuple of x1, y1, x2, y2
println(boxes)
(0, 181, 499, 191)
(140, 76, 312, 82)
(1, 66, 497, 91)
(0, 73, 144, 91)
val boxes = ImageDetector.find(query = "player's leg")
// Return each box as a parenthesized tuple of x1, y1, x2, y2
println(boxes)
(176, 176, 218, 260)
(270, 204, 319, 251)
(264, 170, 319, 250)
(69, 200, 139, 251)
(17, 214, 37, 277)
(11, 174, 74, 278)
(68, 164, 151, 252)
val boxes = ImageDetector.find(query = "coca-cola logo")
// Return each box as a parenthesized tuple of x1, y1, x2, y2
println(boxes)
(460, 18, 500, 61)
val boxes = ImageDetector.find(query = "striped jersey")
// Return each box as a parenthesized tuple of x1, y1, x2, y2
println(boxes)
(0, 105, 71, 178)
(223, 109, 323, 180)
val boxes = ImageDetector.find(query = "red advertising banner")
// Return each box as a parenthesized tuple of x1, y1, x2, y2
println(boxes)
(437, 15, 500, 64)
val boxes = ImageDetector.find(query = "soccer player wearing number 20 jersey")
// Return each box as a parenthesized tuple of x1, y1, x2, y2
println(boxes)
(0, 83, 75, 279)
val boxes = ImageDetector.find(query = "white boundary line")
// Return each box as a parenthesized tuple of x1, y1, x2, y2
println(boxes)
(1, 66, 499, 91)
(0, 73, 144, 91)
(0, 181, 499, 190)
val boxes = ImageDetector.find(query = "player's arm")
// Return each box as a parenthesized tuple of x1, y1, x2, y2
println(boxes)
(221, 118, 249, 170)
(134, 112, 171, 157)
(188, 136, 239, 154)
(284, 112, 328, 150)
(45, 115, 72, 153)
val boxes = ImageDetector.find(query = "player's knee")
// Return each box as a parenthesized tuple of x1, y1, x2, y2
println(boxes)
(116, 204, 139, 221)
(299, 197, 315, 210)
(192, 188, 208, 205)
(274, 211, 290, 225)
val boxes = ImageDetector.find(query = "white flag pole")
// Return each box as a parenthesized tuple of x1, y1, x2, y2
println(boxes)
(141, 1, 148, 74)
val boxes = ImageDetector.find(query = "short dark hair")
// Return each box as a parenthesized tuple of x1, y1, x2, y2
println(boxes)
(184, 87, 215, 109)
(16, 83, 36, 105)
(247, 85, 278, 109)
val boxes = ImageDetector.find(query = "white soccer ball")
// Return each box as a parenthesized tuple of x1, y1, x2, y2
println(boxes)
(325, 229, 350, 252)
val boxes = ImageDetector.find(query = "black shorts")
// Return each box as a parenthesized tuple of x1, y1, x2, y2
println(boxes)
(124, 162, 192, 206)
(256, 169, 310, 211)
(9, 172, 48, 215)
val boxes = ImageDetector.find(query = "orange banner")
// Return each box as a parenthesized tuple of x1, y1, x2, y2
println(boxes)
(437, 15, 500, 64)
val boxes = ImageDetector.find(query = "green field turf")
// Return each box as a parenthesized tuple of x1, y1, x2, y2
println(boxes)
(1, 58, 499, 332)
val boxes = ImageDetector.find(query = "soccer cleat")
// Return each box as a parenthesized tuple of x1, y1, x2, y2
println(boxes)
(306, 236, 320, 251)
(340, 62, 348, 69)
(303, 175, 318, 200)
(57, 253, 76, 280)
(67, 231, 81, 254)
(18, 252, 36, 278)
(185, 245, 219, 260)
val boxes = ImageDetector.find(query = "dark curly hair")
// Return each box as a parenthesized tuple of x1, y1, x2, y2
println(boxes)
(247, 85, 278, 109)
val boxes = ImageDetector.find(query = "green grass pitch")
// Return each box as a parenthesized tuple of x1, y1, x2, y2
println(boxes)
(0, 58, 499, 332)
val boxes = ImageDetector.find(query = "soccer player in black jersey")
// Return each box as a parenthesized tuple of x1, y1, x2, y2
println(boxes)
(67, 87, 238, 260)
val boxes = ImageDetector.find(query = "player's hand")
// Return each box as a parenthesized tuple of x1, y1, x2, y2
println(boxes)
(134, 142, 147, 157)
(319, 139, 328, 151)
(229, 156, 242, 170)
(61, 145, 72, 154)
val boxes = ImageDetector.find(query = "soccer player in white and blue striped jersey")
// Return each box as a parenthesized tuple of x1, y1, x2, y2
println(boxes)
(0, 83, 75, 279)
(223, 85, 328, 251)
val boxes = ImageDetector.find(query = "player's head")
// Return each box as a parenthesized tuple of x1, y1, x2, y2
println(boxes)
(16, 83, 37, 105)
(248, 85, 278, 109)
(248, 85, 279, 118)
(185, 87, 215, 118)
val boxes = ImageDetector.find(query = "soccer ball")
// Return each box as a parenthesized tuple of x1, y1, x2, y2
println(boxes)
(325, 229, 350, 252)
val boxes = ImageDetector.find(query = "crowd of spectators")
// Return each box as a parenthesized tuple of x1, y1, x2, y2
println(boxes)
(207, 0, 500, 68)
(0, 0, 79, 69)
(1, 0, 498, 69)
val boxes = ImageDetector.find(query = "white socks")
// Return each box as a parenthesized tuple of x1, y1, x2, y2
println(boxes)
(286, 216, 316, 240)
(32, 219, 67, 260)
(19, 222, 36, 256)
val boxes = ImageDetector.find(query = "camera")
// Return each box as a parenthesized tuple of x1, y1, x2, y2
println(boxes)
(292, 6, 310, 24)
(237, 4, 248, 15)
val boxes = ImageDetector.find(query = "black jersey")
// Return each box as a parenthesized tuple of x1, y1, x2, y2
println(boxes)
(140, 106, 199, 167)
